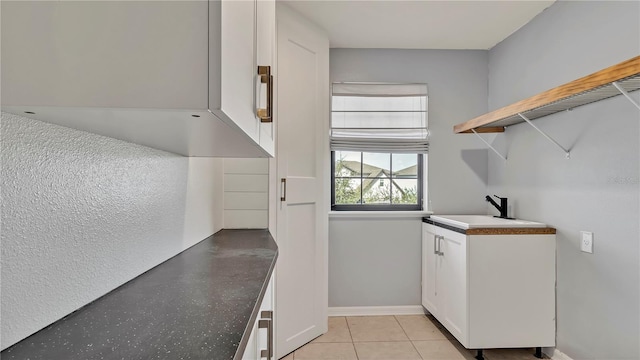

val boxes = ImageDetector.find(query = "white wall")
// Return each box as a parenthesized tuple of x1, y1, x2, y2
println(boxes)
(183, 157, 224, 246)
(223, 158, 269, 229)
(329, 49, 489, 307)
(0, 113, 224, 349)
(487, 1, 639, 359)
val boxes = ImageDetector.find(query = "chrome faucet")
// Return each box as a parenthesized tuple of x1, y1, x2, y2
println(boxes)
(485, 195, 509, 219)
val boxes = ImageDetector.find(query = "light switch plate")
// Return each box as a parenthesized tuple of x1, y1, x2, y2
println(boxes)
(580, 231, 593, 253)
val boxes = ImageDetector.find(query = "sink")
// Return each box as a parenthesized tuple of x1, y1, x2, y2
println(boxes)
(429, 215, 546, 229)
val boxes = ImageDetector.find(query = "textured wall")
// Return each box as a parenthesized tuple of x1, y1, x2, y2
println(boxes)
(1, 113, 222, 349)
(487, 1, 640, 359)
(329, 49, 489, 307)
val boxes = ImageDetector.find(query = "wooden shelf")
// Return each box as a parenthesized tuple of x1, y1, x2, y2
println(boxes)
(454, 55, 640, 134)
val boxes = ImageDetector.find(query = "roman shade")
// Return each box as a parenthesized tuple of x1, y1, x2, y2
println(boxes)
(330, 82, 429, 153)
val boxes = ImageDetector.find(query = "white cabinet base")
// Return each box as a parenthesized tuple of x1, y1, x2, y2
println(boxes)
(422, 222, 556, 351)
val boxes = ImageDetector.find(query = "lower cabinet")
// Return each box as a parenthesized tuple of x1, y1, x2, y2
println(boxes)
(243, 274, 275, 360)
(422, 223, 468, 342)
(422, 222, 556, 349)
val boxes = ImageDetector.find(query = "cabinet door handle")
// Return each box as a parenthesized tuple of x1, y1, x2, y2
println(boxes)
(434, 235, 444, 256)
(257, 66, 273, 123)
(280, 178, 286, 202)
(258, 310, 273, 358)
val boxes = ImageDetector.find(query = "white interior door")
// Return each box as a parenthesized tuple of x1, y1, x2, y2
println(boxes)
(274, 4, 329, 358)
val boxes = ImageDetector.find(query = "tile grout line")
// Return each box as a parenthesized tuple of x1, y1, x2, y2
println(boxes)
(318, 340, 435, 343)
(394, 315, 426, 360)
(422, 315, 477, 360)
(350, 340, 445, 343)
(344, 316, 359, 360)
(292, 315, 540, 360)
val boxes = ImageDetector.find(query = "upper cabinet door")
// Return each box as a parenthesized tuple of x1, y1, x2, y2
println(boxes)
(210, 0, 275, 155)
(256, 0, 276, 155)
(1, 1, 208, 110)
(214, 0, 259, 144)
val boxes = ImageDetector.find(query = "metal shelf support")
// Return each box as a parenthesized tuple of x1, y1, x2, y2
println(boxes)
(612, 81, 640, 110)
(518, 113, 571, 159)
(471, 129, 507, 161)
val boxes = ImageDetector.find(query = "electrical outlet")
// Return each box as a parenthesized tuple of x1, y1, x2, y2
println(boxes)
(580, 231, 593, 253)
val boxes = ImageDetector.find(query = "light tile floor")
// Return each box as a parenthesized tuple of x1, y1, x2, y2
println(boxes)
(281, 315, 547, 360)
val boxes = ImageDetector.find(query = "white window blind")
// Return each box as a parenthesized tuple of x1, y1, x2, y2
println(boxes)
(331, 83, 429, 153)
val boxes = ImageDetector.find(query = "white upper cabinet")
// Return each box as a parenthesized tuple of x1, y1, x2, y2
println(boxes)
(1, 0, 275, 157)
(255, 0, 276, 155)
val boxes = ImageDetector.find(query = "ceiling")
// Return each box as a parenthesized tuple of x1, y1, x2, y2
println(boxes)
(281, 0, 555, 50)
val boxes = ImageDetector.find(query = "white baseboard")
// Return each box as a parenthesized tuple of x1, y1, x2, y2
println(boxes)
(544, 348, 575, 360)
(328, 305, 425, 317)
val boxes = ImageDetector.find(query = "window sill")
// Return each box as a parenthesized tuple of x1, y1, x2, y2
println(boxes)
(328, 210, 433, 219)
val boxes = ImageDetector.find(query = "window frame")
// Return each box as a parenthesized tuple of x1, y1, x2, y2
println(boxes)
(331, 151, 424, 211)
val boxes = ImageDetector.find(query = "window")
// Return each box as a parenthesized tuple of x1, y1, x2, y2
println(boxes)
(331, 83, 428, 211)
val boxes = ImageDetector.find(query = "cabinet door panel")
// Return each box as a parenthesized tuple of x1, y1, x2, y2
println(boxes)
(244, 275, 275, 360)
(439, 229, 468, 346)
(257, 277, 274, 359)
(242, 320, 259, 360)
(256, 0, 275, 155)
(221, 0, 259, 143)
(421, 224, 439, 317)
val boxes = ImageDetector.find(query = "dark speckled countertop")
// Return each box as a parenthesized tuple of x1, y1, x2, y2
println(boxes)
(1, 229, 278, 360)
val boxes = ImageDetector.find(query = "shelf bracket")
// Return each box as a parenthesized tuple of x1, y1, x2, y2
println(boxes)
(471, 129, 507, 161)
(612, 81, 640, 110)
(518, 113, 571, 159)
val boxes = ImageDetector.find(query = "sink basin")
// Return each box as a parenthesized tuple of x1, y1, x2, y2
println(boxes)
(429, 215, 546, 229)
